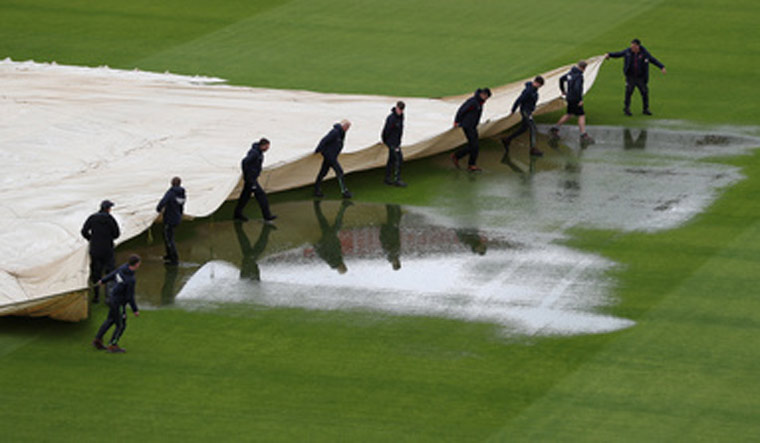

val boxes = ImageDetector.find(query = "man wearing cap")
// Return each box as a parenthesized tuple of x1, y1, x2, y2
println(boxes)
(381, 101, 406, 187)
(156, 176, 186, 265)
(314, 120, 352, 199)
(81, 200, 120, 303)
(234, 138, 277, 223)
(92, 254, 141, 353)
(452, 88, 491, 172)
(606, 38, 667, 116)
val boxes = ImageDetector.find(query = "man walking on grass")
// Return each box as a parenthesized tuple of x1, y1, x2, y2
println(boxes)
(234, 138, 277, 223)
(314, 120, 352, 199)
(81, 200, 120, 303)
(451, 88, 491, 172)
(156, 176, 186, 265)
(381, 101, 406, 187)
(92, 254, 141, 354)
(501, 76, 545, 157)
(550, 60, 594, 144)
(606, 38, 667, 116)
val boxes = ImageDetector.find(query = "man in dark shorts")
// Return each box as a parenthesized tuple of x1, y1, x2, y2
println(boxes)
(606, 38, 667, 116)
(314, 120, 352, 199)
(92, 254, 141, 353)
(81, 200, 120, 303)
(550, 61, 594, 144)
(234, 137, 276, 223)
(156, 176, 186, 265)
(501, 76, 545, 157)
(451, 88, 491, 172)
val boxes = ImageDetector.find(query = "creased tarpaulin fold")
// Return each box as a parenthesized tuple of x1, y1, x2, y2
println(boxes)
(0, 56, 604, 321)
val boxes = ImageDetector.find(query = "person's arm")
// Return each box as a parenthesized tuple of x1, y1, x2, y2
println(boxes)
(606, 49, 626, 59)
(454, 98, 473, 125)
(127, 283, 139, 316)
(381, 115, 392, 145)
(511, 89, 527, 114)
(98, 267, 119, 285)
(559, 75, 568, 96)
(646, 50, 666, 71)
(110, 216, 120, 240)
(316, 128, 338, 153)
(156, 190, 169, 213)
(81, 216, 92, 241)
(577, 76, 585, 105)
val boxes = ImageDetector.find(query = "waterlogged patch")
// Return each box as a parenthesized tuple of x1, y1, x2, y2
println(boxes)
(174, 221, 633, 337)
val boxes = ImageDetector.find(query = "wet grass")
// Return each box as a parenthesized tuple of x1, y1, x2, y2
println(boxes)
(2, 0, 760, 441)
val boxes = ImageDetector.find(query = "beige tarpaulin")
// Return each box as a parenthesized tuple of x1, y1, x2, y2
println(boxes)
(0, 56, 604, 321)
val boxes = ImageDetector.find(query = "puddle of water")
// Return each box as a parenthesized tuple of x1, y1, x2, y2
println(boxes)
(122, 127, 759, 338)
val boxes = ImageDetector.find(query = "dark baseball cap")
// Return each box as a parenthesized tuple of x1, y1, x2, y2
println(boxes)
(100, 200, 114, 210)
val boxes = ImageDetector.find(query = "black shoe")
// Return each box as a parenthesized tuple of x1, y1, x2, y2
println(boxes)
(233, 213, 248, 222)
(529, 148, 544, 157)
(342, 190, 353, 199)
(164, 259, 179, 266)
(264, 215, 278, 223)
(314, 188, 324, 198)
(501, 137, 511, 153)
(393, 180, 407, 188)
(624, 108, 632, 116)
(580, 133, 595, 145)
(383, 178, 394, 186)
(643, 109, 652, 116)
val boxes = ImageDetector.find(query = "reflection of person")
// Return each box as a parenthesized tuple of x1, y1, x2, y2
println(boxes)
(81, 200, 120, 303)
(381, 101, 406, 187)
(623, 128, 648, 150)
(234, 222, 275, 281)
(455, 229, 487, 256)
(156, 176, 186, 265)
(550, 61, 594, 144)
(501, 76, 545, 157)
(92, 254, 141, 354)
(234, 138, 276, 222)
(313, 200, 351, 273)
(451, 88, 491, 172)
(379, 204, 402, 270)
(160, 263, 179, 305)
(314, 120, 352, 199)
(606, 39, 666, 116)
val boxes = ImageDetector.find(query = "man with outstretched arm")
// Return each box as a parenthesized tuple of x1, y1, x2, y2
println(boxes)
(156, 176, 186, 265)
(451, 88, 491, 172)
(234, 138, 277, 223)
(92, 254, 141, 354)
(81, 200, 120, 303)
(550, 61, 594, 144)
(501, 76, 545, 157)
(381, 101, 406, 187)
(606, 38, 666, 116)
(314, 120, 352, 199)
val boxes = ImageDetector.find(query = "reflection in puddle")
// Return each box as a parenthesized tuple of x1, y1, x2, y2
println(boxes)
(127, 127, 759, 338)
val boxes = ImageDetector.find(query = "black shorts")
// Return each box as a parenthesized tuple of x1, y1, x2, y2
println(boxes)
(567, 101, 585, 116)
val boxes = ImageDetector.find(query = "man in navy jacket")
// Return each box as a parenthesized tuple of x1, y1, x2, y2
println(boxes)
(381, 101, 406, 187)
(606, 38, 667, 116)
(92, 254, 141, 353)
(451, 88, 491, 172)
(234, 138, 276, 223)
(501, 76, 545, 157)
(550, 61, 594, 143)
(81, 200, 120, 303)
(156, 176, 186, 265)
(314, 120, 352, 199)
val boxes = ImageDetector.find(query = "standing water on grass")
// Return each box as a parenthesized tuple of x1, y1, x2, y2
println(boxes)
(122, 127, 760, 338)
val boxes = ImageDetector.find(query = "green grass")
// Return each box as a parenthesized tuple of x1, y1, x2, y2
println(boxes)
(2, 0, 760, 441)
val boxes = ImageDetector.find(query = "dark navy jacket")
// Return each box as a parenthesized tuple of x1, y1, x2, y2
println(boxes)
(101, 263, 139, 313)
(315, 124, 346, 158)
(455, 91, 485, 129)
(608, 46, 665, 82)
(381, 108, 404, 149)
(560, 66, 584, 103)
(512, 82, 539, 115)
(81, 211, 120, 258)
(156, 185, 186, 226)
(241, 142, 265, 183)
